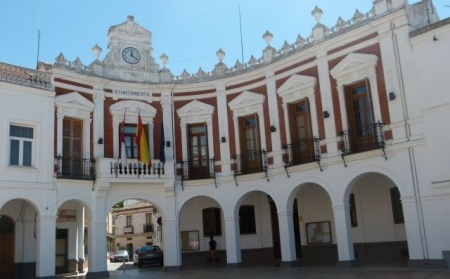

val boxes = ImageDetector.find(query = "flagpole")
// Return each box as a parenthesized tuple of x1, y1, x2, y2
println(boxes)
(239, 6, 244, 63)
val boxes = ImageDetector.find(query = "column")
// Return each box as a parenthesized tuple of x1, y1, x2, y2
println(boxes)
(316, 49, 338, 155)
(277, 211, 297, 266)
(332, 204, 356, 267)
(402, 196, 427, 265)
(161, 90, 175, 175)
(265, 70, 283, 166)
(216, 84, 231, 174)
(56, 109, 64, 156)
(224, 216, 242, 267)
(160, 194, 181, 270)
(93, 86, 105, 158)
(77, 207, 85, 273)
(86, 200, 108, 278)
(36, 215, 56, 279)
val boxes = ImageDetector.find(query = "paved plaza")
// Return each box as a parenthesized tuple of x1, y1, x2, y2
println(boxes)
(58, 263, 450, 279)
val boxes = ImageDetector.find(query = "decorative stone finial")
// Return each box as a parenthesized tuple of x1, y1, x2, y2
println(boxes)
(127, 15, 135, 22)
(216, 48, 225, 62)
(262, 30, 273, 46)
(160, 53, 169, 68)
(92, 44, 102, 60)
(312, 6, 323, 23)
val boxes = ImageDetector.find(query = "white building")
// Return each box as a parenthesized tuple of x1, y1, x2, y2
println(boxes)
(1, 0, 450, 278)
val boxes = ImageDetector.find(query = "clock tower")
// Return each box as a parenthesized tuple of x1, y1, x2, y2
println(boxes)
(102, 15, 161, 82)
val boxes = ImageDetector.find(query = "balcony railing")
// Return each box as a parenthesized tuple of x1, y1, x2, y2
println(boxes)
(124, 226, 134, 234)
(234, 150, 268, 176)
(340, 122, 385, 155)
(283, 138, 321, 167)
(181, 158, 215, 181)
(143, 224, 154, 233)
(110, 161, 164, 178)
(55, 155, 95, 180)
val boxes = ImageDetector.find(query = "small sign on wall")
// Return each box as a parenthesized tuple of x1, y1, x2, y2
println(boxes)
(57, 209, 77, 222)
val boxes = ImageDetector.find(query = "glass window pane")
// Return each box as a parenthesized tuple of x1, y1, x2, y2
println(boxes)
(10, 125, 33, 139)
(10, 139, 19, 165)
(23, 141, 32, 166)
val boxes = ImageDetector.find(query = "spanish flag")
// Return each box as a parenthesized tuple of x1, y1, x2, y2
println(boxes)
(136, 112, 150, 165)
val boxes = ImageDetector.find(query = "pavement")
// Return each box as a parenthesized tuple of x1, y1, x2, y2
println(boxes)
(58, 262, 450, 279)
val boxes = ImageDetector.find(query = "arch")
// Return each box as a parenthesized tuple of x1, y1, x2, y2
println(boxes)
(178, 190, 228, 218)
(340, 165, 407, 206)
(0, 194, 43, 216)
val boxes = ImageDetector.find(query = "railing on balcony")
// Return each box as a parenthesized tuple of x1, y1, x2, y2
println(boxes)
(181, 158, 215, 181)
(283, 138, 321, 167)
(340, 122, 385, 155)
(143, 224, 154, 233)
(55, 155, 95, 180)
(110, 161, 164, 178)
(124, 226, 134, 234)
(233, 150, 268, 176)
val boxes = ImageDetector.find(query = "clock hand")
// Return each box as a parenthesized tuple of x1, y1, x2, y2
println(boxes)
(130, 50, 137, 59)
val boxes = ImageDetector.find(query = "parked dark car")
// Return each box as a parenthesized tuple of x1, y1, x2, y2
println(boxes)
(110, 250, 129, 262)
(135, 245, 163, 267)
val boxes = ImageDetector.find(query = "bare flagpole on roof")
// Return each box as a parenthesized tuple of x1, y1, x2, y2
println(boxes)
(239, 6, 244, 63)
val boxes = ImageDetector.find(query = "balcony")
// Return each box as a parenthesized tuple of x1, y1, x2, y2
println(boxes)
(234, 150, 268, 176)
(55, 155, 95, 180)
(283, 138, 321, 167)
(124, 226, 134, 234)
(181, 158, 215, 181)
(143, 224, 154, 233)
(340, 122, 385, 155)
(110, 161, 165, 178)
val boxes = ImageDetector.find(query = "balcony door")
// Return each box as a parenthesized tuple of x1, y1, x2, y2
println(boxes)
(188, 123, 209, 179)
(288, 99, 314, 164)
(62, 118, 83, 176)
(239, 114, 262, 174)
(345, 80, 375, 152)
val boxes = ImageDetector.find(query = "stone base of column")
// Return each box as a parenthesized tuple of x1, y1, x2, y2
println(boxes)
(279, 260, 299, 267)
(78, 258, 85, 273)
(227, 262, 243, 268)
(163, 265, 183, 272)
(68, 259, 78, 274)
(15, 262, 36, 279)
(408, 259, 447, 269)
(337, 260, 357, 268)
(86, 271, 109, 278)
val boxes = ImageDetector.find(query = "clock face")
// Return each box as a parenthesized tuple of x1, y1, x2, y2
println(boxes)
(122, 47, 141, 64)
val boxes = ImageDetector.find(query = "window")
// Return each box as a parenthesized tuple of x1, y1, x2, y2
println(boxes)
(288, 99, 315, 164)
(238, 114, 262, 174)
(63, 118, 83, 158)
(145, 213, 152, 225)
(126, 215, 132, 227)
(202, 207, 222, 237)
(120, 124, 147, 160)
(9, 125, 34, 166)
(349, 193, 358, 227)
(390, 187, 404, 224)
(187, 123, 210, 179)
(239, 205, 256, 234)
(344, 80, 377, 152)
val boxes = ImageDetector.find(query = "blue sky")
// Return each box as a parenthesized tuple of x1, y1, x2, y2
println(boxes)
(0, 1, 449, 76)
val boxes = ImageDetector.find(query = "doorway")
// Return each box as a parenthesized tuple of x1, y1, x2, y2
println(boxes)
(56, 229, 68, 274)
(0, 215, 14, 279)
